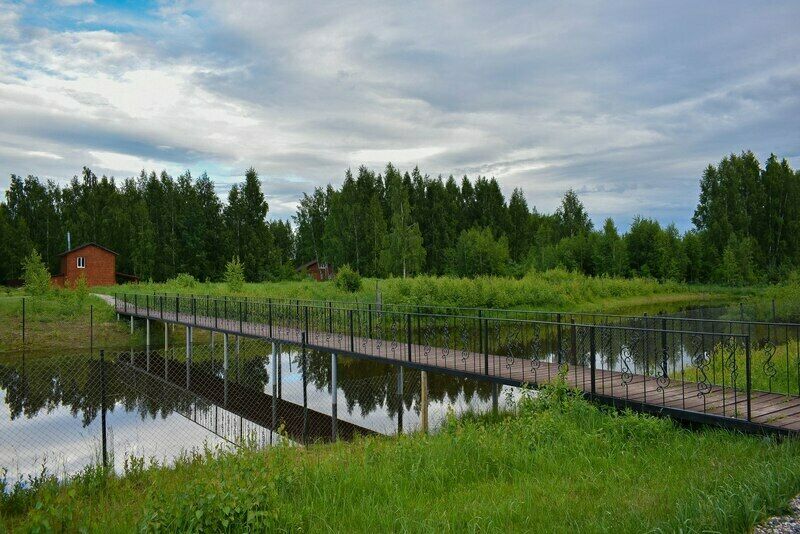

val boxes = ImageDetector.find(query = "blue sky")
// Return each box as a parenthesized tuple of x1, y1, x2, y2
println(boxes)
(1, 1, 798, 229)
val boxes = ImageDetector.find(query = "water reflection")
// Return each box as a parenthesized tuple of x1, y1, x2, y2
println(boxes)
(0, 345, 510, 487)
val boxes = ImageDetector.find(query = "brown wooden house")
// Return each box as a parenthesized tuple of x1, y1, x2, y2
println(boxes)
(51, 243, 133, 288)
(296, 259, 335, 281)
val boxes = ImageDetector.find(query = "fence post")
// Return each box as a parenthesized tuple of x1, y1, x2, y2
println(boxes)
(22, 297, 26, 351)
(349, 309, 354, 352)
(661, 316, 668, 378)
(406, 313, 412, 362)
(483, 317, 489, 375)
(556, 313, 562, 365)
(271, 342, 277, 444)
(745, 335, 752, 421)
(331, 352, 338, 440)
(100, 349, 108, 469)
(590, 326, 596, 398)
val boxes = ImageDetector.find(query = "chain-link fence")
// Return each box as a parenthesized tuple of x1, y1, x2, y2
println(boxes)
(0, 338, 502, 488)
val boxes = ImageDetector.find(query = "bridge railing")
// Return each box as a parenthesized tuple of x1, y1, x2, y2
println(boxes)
(112, 293, 790, 429)
(115, 292, 800, 396)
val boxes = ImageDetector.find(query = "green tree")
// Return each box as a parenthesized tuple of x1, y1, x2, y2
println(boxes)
(555, 190, 593, 239)
(381, 168, 425, 277)
(22, 249, 51, 295)
(448, 227, 509, 276)
(224, 256, 245, 292)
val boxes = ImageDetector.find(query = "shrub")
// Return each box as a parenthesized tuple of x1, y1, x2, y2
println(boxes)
(224, 257, 245, 292)
(171, 273, 198, 289)
(334, 265, 362, 292)
(21, 250, 51, 296)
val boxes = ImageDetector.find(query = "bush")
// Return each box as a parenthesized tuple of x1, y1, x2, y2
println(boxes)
(224, 257, 245, 292)
(171, 273, 199, 289)
(21, 250, 51, 296)
(334, 265, 362, 292)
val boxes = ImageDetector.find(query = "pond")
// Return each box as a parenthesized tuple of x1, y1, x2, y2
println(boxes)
(0, 341, 516, 488)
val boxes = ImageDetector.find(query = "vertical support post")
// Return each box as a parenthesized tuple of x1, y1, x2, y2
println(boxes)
(590, 326, 596, 398)
(483, 317, 489, 375)
(186, 326, 192, 389)
(661, 317, 668, 378)
(302, 333, 308, 445)
(271, 342, 278, 443)
(349, 309, 354, 352)
(100, 349, 108, 469)
(396, 366, 403, 435)
(331, 352, 338, 440)
(420, 370, 429, 434)
(570, 318, 577, 365)
(406, 313, 412, 362)
(556, 313, 563, 365)
(745, 335, 752, 421)
(146, 318, 151, 372)
(223, 333, 229, 406)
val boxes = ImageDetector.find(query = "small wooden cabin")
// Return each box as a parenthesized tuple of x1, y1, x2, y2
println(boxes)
(51, 243, 119, 288)
(296, 259, 335, 281)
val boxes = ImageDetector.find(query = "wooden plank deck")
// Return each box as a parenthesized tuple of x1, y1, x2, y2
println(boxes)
(117, 303, 800, 435)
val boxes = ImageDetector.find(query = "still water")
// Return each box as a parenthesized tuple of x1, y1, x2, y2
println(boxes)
(0, 343, 514, 487)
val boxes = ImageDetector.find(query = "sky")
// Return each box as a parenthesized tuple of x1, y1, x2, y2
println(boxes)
(0, 0, 798, 230)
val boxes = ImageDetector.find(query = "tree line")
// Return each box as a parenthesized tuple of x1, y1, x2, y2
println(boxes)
(1, 151, 798, 285)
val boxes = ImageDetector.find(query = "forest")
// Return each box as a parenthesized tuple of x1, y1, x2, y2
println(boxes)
(0, 150, 798, 286)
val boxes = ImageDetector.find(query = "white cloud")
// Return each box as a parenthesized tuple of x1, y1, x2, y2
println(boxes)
(0, 0, 798, 226)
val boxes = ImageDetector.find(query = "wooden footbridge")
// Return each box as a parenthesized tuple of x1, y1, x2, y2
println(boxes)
(112, 293, 800, 436)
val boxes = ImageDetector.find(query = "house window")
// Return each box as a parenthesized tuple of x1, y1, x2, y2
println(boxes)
(77, 257, 86, 269)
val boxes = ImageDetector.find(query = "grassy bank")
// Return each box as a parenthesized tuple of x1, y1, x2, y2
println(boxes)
(0, 291, 132, 352)
(100, 269, 753, 315)
(2, 385, 799, 532)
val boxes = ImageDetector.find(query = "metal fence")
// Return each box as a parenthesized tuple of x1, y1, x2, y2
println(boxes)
(108, 292, 800, 435)
(1, 337, 500, 487)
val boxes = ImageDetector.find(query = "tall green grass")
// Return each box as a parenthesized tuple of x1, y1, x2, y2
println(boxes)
(102, 268, 743, 313)
(0, 291, 130, 351)
(3, 386, 800, 532)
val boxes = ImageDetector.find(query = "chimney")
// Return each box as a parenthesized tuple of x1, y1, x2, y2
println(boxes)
(67, 231, 71, 250)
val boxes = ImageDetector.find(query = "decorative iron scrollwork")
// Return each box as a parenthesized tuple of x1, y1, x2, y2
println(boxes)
(763, 340, 777, 381)
(390, 314, 399, 356)
(423, 317, 433, 359)
(692, 334, 712, 398)
(506, 323, 521, 371)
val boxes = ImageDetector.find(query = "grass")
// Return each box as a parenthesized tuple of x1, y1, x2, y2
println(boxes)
(2, 384, 800, 532)
(0, 290, 133, 352)
(99, 268, 755, 315)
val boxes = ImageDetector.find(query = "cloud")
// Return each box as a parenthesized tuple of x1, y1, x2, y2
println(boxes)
(0, 0, 799, 226)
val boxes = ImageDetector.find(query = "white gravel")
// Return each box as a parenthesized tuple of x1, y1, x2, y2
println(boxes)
(755, 496, 800, 533)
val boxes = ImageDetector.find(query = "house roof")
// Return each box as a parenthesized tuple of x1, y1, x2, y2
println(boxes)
(295, 259, 319, 271)
(58, 242, 118, 256)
